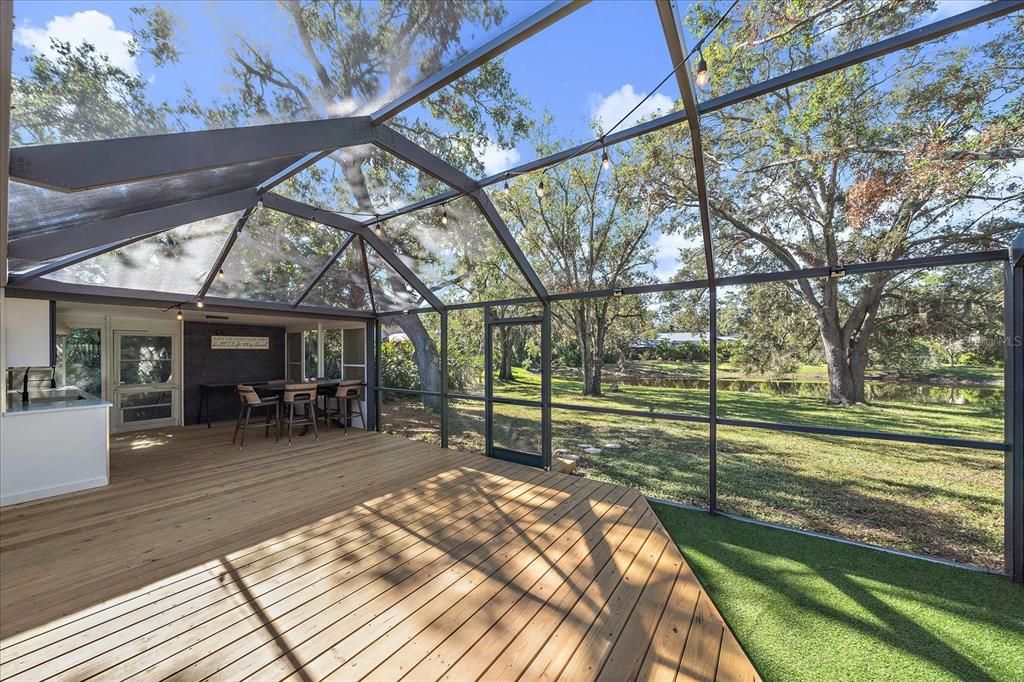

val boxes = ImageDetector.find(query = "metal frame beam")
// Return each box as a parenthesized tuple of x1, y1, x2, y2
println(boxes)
(10, 117, 374, 191)
(260, 192, 444, 311)
(372, 127, 549, 301)
(1, 0, 12, 287)
(6, 279, 374, 319)
(370, 1, 587, 123)
(1006, 250, 1024, 581)
(8, 188, 257, 263)
(657, 0, 719, 512)
(293, 233, 356, 308)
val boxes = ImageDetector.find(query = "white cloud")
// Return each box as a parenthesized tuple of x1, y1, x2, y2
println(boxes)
(474, 140, 522, 176)
(589, 84, 674, 132)
(15, 10, 138, 74)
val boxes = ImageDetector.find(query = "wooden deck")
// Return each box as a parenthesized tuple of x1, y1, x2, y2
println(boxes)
(0, 422, 759, 681)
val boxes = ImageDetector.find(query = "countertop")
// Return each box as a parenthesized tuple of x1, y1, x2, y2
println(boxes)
(4, 387, 111, 416)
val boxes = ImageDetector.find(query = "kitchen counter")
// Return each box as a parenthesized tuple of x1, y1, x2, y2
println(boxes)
(5, 387, 111, 415)
(1, 387, 111, 506)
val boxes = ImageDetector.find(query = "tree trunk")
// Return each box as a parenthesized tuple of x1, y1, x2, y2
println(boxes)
(395, 314, 441, 411)
(573, 302, 607, 397)
(820, 324, 864, 405)
(497, 327, 514, 381)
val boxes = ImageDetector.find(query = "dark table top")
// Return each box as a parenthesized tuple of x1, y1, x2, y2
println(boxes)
(198, 379, 364, 390)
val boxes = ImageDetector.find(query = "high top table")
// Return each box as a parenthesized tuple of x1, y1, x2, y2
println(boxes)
(196, 379, 362, 427)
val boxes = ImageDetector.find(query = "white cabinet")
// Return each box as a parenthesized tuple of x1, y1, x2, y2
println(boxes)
(5, 298, 51, 367)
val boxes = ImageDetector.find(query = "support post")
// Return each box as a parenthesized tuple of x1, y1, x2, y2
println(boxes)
(484, 306, 494, 457)
(542, 302, 553, 469)
(441, 310, 449, 449)
(1006, 251, 1024, 582)
(368, 318, 380, 432)
(709, 286, 718, 512)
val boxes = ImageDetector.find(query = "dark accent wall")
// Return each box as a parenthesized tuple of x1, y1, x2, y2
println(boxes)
(183, 322, 285, 425)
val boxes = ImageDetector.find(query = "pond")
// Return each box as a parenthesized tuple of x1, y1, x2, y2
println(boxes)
(608, 375, 1004, 408)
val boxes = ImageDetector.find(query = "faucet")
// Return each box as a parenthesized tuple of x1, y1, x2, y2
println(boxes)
(22, 367, 31, 402)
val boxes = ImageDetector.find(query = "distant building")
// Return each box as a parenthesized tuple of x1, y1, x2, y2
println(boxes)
(630, 332, 736, 349)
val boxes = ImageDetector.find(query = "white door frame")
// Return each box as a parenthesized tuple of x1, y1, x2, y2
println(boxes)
(111, 326, 181, 432)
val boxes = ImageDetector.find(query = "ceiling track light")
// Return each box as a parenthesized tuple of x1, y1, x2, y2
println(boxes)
(695, 50, 709, 88)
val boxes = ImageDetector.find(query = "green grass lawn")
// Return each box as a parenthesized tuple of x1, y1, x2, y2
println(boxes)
(381, 364, 1006, 569)
(652, 504, 1024, 682)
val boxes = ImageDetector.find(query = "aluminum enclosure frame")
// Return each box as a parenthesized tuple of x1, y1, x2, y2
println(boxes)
(4, 0, 1022, 579)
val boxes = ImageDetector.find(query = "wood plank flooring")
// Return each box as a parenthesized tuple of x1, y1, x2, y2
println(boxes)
(0, 422, 759, 681)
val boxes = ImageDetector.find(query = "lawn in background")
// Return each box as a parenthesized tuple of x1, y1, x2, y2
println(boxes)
(652, 504, 1024, 682)
(380, 364, 1005, 569)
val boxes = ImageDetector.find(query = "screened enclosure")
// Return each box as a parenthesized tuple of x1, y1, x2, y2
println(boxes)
(3, 0, 1022, 580)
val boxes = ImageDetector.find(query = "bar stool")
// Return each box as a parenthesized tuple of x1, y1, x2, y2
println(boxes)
(282, 382, 319, 445)
(324, 381, 364, 434)
(233, 384, 280, 448)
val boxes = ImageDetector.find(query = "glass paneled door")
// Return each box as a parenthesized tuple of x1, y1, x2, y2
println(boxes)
(113, 332, 177, 430)
(485, 309, 550, 469)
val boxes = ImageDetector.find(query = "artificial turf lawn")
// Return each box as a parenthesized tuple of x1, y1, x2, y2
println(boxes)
(651, 503, 1024, 682)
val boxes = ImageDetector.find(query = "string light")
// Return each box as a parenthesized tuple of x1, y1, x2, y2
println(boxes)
(536, 179, 545, 199)
(175, 307, 183, 321)
(196, 299, 204, 309)
(217, 268, 225, 280)
(375, 223, 384, 237)
(695, 51, 709, 88)
(256, 197, 264, 209)
(441, 206, 448, 226)
(503, 176, 510, 195)
(601, 150, 611, 171)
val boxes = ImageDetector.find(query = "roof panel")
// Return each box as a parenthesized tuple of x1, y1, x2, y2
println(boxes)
(9, 0, 547, 146)
(702, 13, 1024, 277)
(401, 0, 680, 178)
(375, 195, 532, 304)
(276, 145, 446, 216)
(485, 133, 704, 294)
(38, 212, 242, 294)
(206, 209, 346, 304)
(7, 156, 298, 240)
(300, 242, 374, 311)
(690, 1, 1013, 105)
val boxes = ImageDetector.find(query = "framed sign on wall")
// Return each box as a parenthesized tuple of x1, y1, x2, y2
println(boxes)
(210, 335, 270, 350)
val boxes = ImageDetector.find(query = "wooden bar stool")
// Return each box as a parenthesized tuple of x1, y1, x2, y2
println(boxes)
(283, 382, 318, 445)
(324, 380, 364, 434)
(232, 384, 280, 448)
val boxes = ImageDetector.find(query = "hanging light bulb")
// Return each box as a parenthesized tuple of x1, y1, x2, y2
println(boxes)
(375, 222, 384, 237)
(175, 308, 183, 321)
(695, 51, 709, 88)
(601, 150, 611, 171)
(217, 268, 225, 280)
(536, 179, 545, 199)
(441, 206, 448, 226)
(196, 299, 204, 309)
(503, 178, 510, 195)
(256, 197, 264, 209)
